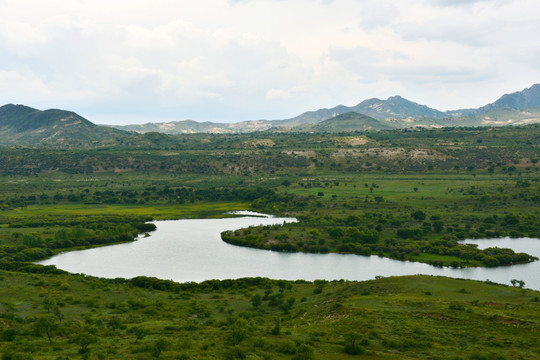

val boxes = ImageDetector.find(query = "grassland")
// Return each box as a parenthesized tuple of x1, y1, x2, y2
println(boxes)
(0, 202, 250, 222)
(1, 271, 539, 359)
(0, 125, 539, 358)
(224, 170, 540, 267)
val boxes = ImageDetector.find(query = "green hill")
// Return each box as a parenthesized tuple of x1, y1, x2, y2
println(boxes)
(296, 112, 395, 132)
(0, 104, 130, 147)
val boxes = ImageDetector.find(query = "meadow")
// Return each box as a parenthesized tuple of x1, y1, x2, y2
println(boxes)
(1, 270, 539, 359)
(0, 125, 539, 358)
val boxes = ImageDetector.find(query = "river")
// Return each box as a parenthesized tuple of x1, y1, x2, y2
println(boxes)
(37, 211, 540, 290)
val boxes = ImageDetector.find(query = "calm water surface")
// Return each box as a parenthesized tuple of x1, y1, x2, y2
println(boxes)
(38, 212, 540, 290)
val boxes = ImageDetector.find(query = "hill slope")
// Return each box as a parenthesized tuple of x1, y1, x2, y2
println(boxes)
(294, 112, 395, 132)
(1, 269, 539, 359)
(111, 119, 274, 134)
(0, 104, 129, 147)
(449, 84, 540, 117)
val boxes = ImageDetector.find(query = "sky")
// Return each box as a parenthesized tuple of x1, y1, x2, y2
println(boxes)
(1, 0, 539, 125)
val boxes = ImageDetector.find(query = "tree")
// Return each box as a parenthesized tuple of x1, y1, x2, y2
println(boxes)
(281, 297, 295, 314)
(327, 227, 344, 239)
(230, 318, 255, 345)
(128, 326, 149, 343)
(73, 332, 98, 354)
(510, 279, 525, 288)
(432, 221, 444, 233)
(52, 306, 64, 324)
(294, 344, 315, 360)
(271, 317, 281, 335)
(153, 338, 171, 358)
(42, 296, 56, 314)
(277, 279, 291, 292)
(344, 333, 365, 355)
(411, 210, 426, 221)
(1, 328, 17, 342)
(34, 315, 58, 343)
(251, 294, 262, 308)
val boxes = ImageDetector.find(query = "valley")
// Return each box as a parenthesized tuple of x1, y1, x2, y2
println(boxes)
(2, 0, 539, 357)
(0, 100, 539, 359)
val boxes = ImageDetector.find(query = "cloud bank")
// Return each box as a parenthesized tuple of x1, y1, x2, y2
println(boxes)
(0, 0, 539, 124)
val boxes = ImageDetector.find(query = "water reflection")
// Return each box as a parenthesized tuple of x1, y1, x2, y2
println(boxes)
(38, 214, 540, 290)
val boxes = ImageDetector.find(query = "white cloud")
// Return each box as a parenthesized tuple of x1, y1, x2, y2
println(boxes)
(265, 89, 288, 100)
(431, 0, 488, 6)
(0, 0, 539, 123)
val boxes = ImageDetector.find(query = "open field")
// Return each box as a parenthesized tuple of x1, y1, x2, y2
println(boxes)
(0, 125, 539, 358)
(1, 271, 539, 359)
(0, 202, 249, 222)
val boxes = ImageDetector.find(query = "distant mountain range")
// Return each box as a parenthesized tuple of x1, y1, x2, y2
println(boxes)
(1, 84, 540, 146)
(108, 84, 540, 134)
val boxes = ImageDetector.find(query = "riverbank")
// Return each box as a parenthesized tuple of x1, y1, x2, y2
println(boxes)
(39, 215, 540, 290)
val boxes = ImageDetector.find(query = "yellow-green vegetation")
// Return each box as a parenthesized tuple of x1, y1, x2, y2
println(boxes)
(0, 202, 249, 221)
(224, 172, 540, 267)
(0, 125, 539, 358)
(1, 271, 539, 359)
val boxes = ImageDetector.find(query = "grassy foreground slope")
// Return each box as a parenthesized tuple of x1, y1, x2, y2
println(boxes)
(1, 271, 539, 360)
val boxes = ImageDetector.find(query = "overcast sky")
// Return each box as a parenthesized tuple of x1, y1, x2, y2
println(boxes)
(1, 0, 539, 124)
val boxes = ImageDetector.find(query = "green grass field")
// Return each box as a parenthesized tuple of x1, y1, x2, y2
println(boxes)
(0, 202, 250, 220)
(0, 126, 539, 358)
(1, 270, 539, 359)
